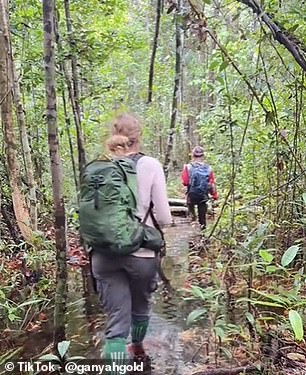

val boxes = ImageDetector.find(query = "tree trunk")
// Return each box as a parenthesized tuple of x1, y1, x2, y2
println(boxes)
(163, 0, 183, 179)
(42, 0, 67, 346)
(147, 0, 162, 103)
(0, 0, 32, 241)
(62, 89, 78, 192)
(63, 0, 86, 172)
(0, 199, 21, 243)
(54, 13, 79, 190)
(12, 59, 37, 231)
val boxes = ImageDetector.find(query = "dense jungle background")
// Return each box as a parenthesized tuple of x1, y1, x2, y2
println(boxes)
(0, 0, 306, 374)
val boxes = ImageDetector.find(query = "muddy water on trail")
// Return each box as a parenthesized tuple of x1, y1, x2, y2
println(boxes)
(65, 218, 207, 375)
(2, 218, 207, 375)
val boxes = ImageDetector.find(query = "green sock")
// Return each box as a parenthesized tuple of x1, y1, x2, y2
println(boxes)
(131, 320, 149, 344)
(102, 338, 127, 375)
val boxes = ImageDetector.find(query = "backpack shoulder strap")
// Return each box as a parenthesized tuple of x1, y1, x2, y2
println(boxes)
(113, 158, 139, 208)
(142, 202, 164, 239)
(127, 153, 163, 237)
(81, 155, 111, 174)
(187, 162, 194, 174)
(202, 163, 211, 173)
(128, 152, 145, 165)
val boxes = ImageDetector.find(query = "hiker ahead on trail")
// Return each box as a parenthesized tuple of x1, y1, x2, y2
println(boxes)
(181, 146, 218, 230)
(79, 113, 172, 366)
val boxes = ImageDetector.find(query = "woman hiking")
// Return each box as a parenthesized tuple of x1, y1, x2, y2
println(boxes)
(181, 146, 218, 230)
(91, 113, 172, 363)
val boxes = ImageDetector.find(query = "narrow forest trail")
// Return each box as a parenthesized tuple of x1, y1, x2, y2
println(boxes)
(6, 214, 305, 375)
(1, 215, 206, 374)
(66, 216, 206, 375)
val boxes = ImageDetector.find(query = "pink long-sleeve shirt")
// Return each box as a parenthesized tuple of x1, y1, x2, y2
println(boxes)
(132, 155, 172, 258)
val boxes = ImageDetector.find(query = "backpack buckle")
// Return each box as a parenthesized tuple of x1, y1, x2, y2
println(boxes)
(89, 175, 105, 189)
(89, 176, 105, 209)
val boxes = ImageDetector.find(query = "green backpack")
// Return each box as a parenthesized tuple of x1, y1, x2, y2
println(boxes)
(79, 155, 164, 255)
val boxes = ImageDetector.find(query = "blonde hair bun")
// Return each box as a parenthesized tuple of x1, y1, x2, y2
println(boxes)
(106, 135, 130, 154)
(111, 113, 141, 146)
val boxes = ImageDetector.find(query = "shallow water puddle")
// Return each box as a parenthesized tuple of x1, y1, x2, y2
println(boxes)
(65, 218, 204, 374)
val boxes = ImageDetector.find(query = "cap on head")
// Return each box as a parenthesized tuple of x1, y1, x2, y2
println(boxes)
(192, 146, 204, 157)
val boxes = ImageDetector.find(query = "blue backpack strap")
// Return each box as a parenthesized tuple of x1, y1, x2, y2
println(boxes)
(204, 163, 211, 174)
(187, 162, 195, 181)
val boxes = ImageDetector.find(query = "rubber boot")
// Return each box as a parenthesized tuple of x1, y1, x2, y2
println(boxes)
(131, 319, 148, 345)
(129, 320, 151, 363)
(102, 338, 127, 375)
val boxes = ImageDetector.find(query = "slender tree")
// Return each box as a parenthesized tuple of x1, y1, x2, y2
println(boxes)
(164, 0, 183, 179)
(12, 60, 38, 231)
(42, 0, 67, 345)
(63, 0, 86, 172)
(147, 0, 162, 103)
(62, 89, 78, 191)
(54, 13, 79, 190)
(0, 0, 32, 241)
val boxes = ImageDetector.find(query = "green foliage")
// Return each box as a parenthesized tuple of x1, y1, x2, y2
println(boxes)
(289, 310, 304, 341)
(36, 341, 85, 375)
(281, 245, 300, 267)
(259, 249, 274, 264)
(237, 287, 306, 342)
(2, 0, 306, 368)
(4, 0, 306, 228)
(186, 308, 207, 326)
(186, 285, 224, 302)
(167, 174, 185, 198)
(0, 296, 48, 324)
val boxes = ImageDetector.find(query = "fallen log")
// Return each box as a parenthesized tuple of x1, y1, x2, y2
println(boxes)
(168, 198, 186, 207)
(170, 206, 188, 212)
(191, 365, 258, 375)
(170, 206, 188, 217)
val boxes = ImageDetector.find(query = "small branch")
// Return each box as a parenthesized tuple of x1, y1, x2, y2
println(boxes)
(0, 87, 11, 105)
(208, 96, 254, 239)
(192, 365, 258, 375)
(206, 29, 266, 113)
(241, 168, 306, 208)
(190, 341, 206, 362)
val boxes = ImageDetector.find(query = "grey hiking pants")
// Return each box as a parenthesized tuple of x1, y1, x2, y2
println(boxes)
(91, 252, 158, 339)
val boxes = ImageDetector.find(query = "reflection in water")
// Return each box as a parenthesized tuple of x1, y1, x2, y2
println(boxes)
(66, 267, 105, 358)
(161, 254, 189, 290)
